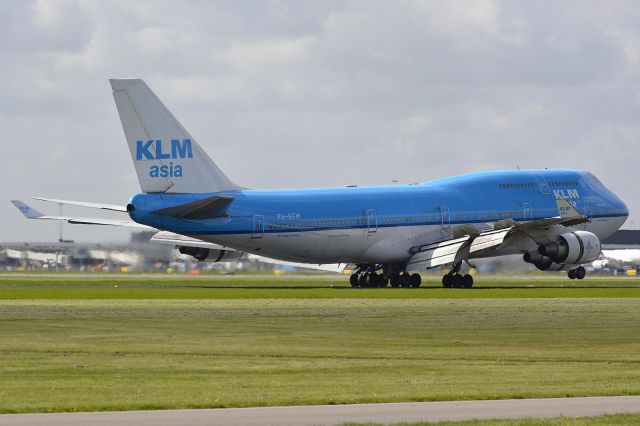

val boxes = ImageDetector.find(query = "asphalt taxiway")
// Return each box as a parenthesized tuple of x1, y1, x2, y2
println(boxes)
(2, 396, 640, 426)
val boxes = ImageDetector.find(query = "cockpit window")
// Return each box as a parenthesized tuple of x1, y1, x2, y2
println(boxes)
(591, 174, 602, 185)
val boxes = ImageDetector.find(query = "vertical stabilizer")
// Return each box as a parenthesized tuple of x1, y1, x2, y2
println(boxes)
(110, 79, 240, 193)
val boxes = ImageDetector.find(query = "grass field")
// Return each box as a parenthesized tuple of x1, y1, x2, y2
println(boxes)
(1, 274, 640, 414)
(346, 412, 640, 425)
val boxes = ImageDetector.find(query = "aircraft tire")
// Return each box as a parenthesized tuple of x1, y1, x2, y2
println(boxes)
(400, 273, 411, 288)
(576, 266, 586, 280)
(350, 273, 359, 287)
(410, 273, 421, 288)
(390, 274, 401, 288)
(358, 273, 368, 287)
(379, 276, 389, 287)
(442, 274, 452, 288)
(452, 274, 464, 288)
(568, 269, 577, 279)
(463, 274, 473, 288)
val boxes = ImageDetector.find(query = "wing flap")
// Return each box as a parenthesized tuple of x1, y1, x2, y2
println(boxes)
(409, 228, 513, 270)
(469, 228, 511, 253)
(408, 236, 471, 269)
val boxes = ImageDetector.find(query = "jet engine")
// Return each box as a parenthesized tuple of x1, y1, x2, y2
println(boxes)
(178, 246, 243, 262)
(537, 231, 601, 265)
(522, 251, 553, 271)
(524, 231, 601, 271)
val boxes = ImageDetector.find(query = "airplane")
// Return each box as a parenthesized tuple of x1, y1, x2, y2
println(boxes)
(591, 249, 640, 271)
(12, 79, 629, 288)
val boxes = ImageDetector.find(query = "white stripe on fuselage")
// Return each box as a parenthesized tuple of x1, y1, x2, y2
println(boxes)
(189, 216, 626, 265)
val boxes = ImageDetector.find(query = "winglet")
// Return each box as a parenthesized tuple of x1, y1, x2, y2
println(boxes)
(556, 199, 583, 220)
(11, 200, 44, 219)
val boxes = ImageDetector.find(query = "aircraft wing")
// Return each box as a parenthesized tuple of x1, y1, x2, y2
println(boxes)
(246, 254, 349, 273)
(518, 199, 589, 230)
(407, 199, 590, 270)
(408, 228, 511, 270)
(150, 230, 236, 251)
(11, 200, 153, 229)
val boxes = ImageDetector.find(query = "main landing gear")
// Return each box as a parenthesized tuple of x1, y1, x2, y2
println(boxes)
(441, 262, 473, 288)
(350, 265, 421, 288)
(568, 266, 586, 280)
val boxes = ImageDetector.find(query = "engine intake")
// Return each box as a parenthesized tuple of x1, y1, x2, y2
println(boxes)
(178, 246, 243, 262)
(537, 231, 601, 265)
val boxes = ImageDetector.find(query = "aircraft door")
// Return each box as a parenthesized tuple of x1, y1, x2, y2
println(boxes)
(366, 209, 377, 233)
(532, 173, 550, 195)
(440, 206, 450, 229)
(523, 203, 532, 222)
(251, 215, 264, 239)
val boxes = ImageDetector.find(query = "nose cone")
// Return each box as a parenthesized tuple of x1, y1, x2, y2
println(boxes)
(621, 200, 630, 226)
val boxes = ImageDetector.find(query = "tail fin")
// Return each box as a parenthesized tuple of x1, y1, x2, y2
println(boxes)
(110, 79, 240, 194)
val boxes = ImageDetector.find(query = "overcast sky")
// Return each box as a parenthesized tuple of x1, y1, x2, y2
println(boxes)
(1, 0, 639, 243)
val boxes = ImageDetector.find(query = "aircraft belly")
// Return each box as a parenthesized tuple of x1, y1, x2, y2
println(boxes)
(189, 225, 425, 264)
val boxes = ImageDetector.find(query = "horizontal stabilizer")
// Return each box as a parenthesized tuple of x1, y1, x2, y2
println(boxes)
(32, 197, 127, 212)
(11, 200, 152, 229)
(64, 217, 153, 228)
(153, 196, 234, 219)
(150, 231, 236, 251)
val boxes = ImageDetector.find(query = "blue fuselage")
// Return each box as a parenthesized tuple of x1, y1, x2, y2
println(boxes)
(128, 169, 628, 264)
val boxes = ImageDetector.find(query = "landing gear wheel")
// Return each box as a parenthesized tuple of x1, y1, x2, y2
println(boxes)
(378, 275, 389, 287)
(442, 274, 453, 288)
(462, 274, 473, 288)
(358, 273, 368, 287)
(400, 273, 411, 288)
(575, 266, 586, 280)
(390, 274, 401, 288)
(452, 274, 464, 288)
(568, 269, 576, 280)
(350, 273, 359, 287)
(410, 273, 422, 288)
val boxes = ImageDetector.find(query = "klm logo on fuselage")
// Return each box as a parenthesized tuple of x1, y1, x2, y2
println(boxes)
(553, 189, 579, 200)
(136, 139, 192, 178)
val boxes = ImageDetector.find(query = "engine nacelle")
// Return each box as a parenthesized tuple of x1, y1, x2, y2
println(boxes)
(178, 246, 243, 262)
(537, 231, 601, 265)
(523, 251, 553, 271)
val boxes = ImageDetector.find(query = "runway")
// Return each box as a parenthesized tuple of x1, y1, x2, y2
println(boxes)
(2, 396, 640, 426)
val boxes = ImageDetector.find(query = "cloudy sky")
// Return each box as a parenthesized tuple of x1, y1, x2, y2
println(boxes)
(1, 0, 639, 243)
